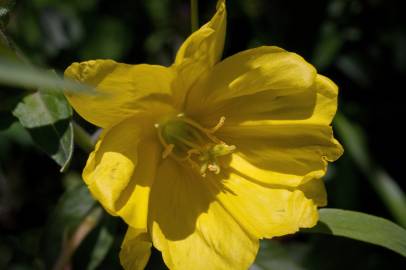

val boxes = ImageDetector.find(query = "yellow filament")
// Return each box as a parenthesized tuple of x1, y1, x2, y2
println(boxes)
(162, 144, 174, 159)
(179, 115, 226, 144)
(208, 116, 226, 133)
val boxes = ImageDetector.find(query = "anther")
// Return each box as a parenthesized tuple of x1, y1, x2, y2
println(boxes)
(208, 164, 221, 174)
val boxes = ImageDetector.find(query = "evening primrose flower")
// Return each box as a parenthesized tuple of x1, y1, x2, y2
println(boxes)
(64, 1, 343, 269)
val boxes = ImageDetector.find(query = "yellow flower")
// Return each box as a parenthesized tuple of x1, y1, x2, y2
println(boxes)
(64, 1, 343, 269)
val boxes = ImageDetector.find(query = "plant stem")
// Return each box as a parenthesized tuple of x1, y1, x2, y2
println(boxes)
(191, 0, 199, 32)
(73, 122, 94, 153)
(52, 207, 102, 270)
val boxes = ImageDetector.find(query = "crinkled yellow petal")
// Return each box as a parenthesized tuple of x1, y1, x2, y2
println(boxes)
(120, 228, 152, 270)
(209, 171, 319, 239)
(212, 74, 340, 127)
(227, 153, 325, 188)
(175, 0, 226, 66)
(186, 46, 316, 118)
(298, 178, 327, 206)
(305, 74, 340, 125)
(221, 125, 342, 181)
(83, 114, 162, 230)
(194, 66, 342, 193)
(174, 0, 226, 67)
(202, 83, 316, 128)
(149, 159, 258, 270)
(171, 0, 226, 108)
(239, 74, 338, 126)
(64, 60, 174, 128)
(226, 160, 327, 206)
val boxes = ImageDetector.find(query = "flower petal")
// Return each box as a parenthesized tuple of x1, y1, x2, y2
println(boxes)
(298, 178, 327, 206)
(83, 113, 163, 230)
(226, 154, 324, 188)
(200, 72, 342, 190)
(186, 46, 316, 117)
(174, 0, 226, 68)
(149, 158, 258, 270)
(120, 229, 152, 270)
(220, 125, 342, 183)
(227, 155, 328, 206)
(199, 73, 339, 129)
(65, 60, 174, 128)
(305, 74, 340, 125)
(171, 0, 226, 108)
(228, 74, 340, 126)
(209, 171, 319, 239)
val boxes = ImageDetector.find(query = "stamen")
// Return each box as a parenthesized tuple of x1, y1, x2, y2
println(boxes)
(177, 148, 200, 162)
(200, 163, 208, 177)
(187, 148, 201, 156)
(155, 113, 234, 176)
(208, 164, 220, 174)
(208, 116, 226, 133)
(202, 116, 227, 143)
(162, 144, 174, 159)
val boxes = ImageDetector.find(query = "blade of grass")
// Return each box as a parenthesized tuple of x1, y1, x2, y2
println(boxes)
(0, 58, 94, 94)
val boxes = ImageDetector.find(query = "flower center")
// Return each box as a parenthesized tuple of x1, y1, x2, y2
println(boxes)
(155, 113, 235, 177)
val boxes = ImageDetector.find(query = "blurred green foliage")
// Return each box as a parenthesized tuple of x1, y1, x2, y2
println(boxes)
(1, 0, 405, 269)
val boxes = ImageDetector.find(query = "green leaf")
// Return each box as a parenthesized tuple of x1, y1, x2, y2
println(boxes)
(12, 82, 74, 171)
(303, 208, 406, 257)
(40, 179, 96, 269)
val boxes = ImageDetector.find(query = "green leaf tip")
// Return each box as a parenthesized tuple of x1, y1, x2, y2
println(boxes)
(302, 208, 406, 257)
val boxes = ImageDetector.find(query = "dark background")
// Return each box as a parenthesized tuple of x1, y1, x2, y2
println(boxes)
(0, 0, 405, 269)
